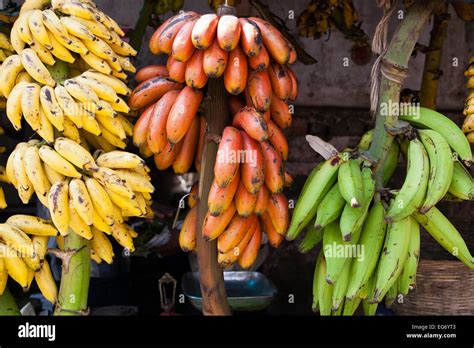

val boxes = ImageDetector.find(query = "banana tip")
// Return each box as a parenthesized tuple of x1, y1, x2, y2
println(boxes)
(350, 198, 360, 208)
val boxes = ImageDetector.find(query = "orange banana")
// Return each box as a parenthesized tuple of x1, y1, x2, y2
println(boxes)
(288, 44, 297, 65)
(194, 115, 206, 173)
(217, 15, 241, 51)
(240, 131, 265, 194)
(179, 206, 197, 252)
(167, 56, 187, 83)
(133, 103, 154, 147)
(173, 115, 200, 174)
(248, 45, 269, 71)
(249, 17, 290, 65)
(223, 45, 248, 95)
(261, 212, 284, 248)
(150, 16, 174, 54)
(203, 39, 228, 78)
(135, 65, 169, 83)
(268, 62, 293, 101)
(218, 214, 256, 267)
(254, 185, 270, 215)
(270, 93, 292, 129)
(208, 174, 240, 216)
(153, 141, 182, 170)
(267, 119, 289, 161)
(217, 214, 253, 253)
(235, 180, 257, 217)
(188, 181, 199, 208)
(171, 19, 197, 62)
(247, 69, 271, 112)
(287, 66, 298, 101)
(239, 18, 262, 57)
(261, 141, 285, 193)
(147, 90, 180, 154)
(266, 193, 289, 235)
(191, 14, 218, 50)
(214, 126, 242, 188)
(184, 49, 208, 88)
(232, 106, 268, 142)
(284, 171, 294, 187)
(155, 12, 198, 55)
(166, 86, 203, 144)
(128, 77, 183, 110)
(203, 202, 236, 241)
(238, 222, 262, 269)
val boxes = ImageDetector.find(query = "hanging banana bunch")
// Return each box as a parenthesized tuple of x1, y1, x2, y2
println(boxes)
(288, 106, 473, 316)
(463, 56, 474, 143)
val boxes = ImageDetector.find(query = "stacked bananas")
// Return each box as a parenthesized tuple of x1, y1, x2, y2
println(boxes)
(0, 32, 14, 62)
(0, 217, 58, 304)
(5, 137, 154, 255)
(145, 11, 297, 95)
(11, 0, 136, 78)
(297, 0, 359, 39)
(463, 56, 474, 143)
(288, 107, 473, 316)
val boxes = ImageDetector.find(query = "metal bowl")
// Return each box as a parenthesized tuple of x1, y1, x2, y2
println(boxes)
(181, 271, 277, 312)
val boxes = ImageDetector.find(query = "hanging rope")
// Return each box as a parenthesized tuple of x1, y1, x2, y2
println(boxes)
(370, 0, 399, 115)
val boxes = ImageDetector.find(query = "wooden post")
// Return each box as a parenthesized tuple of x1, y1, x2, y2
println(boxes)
(194, 5, 234, 317)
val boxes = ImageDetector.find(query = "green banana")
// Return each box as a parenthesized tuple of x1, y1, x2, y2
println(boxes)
(312, 251, 333, 316)
(345, 201, 387, 300)
(399, 107, 472, 165)
(418, 129, 454, 213)
(332, 300, 344, 316)
(332, 257, 352, 311)
(339, 166, 375, 241)
(362, 276, 378, 316)
(414, 207, 474, 269)
(342, 296, 361, 316)
(298, 219, 323, 253)
(286, 156, 344, 241)
(386, 139, 429, 222)
(372, 216, 412, 303)
(314, 183, 345, 230)
(398, 217, 420, 295)
(382, 140, 400, 185)
(448, 161, 473, 200)
(357, 129, 374, 151)
(338, 159, 364, 208)
(384, 277, 399, 308)
(323, 220, 351, 284)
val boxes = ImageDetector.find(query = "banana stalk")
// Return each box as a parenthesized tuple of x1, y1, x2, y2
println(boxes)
(366, 0, 442, 188)
(54, 230, 90, 316)
(0, 287, 21, 316)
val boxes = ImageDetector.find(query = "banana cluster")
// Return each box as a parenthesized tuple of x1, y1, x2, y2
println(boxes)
(0, 217, 58, 304)
(155, 0, 185, 15)
(5, 138, 154, 252)
(297, 0, 359, 39)
(1, 53, 132, 143)
(11, 0, 136, 79)
(463, 56, 474, 143)
(288, 107, 473, 316)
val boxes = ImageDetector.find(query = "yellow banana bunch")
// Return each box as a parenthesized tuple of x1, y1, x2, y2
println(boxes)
(463, 56, 474, 143)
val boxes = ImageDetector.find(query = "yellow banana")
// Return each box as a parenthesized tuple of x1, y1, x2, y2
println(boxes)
(81, 113, 102, 136)
(39, 145, 82, 178)
(6, 148, 20, 188)
(20, 48, 56, 86)
(54, 85, 84, 128)
(116, 55, 136, 73)
(0, 54, 25, 97)
(96, 150, 145, 169)
(95, 100, 116, 117)
(54, 137, 97, 171)
(91, 227, 114, 264)
(0, 223, 35, 258)
(80, 52, 112, 75)
(64, 78, 99, 105)
(6, 215, 57, 236)
(0, 32, 13, 51)
(48, 32, 75, 63)
(111, 97, 130, 114)
(100, 126, 127, 148)
(30, 37, 56, 65)
(0, 257, 7, 294)
(20, 0, 51, 14)
(6, 81, 27, 130)
(0, 187, 7, 210)
(117, 114, 133, 137)
(92, 209, 111, 234)
(43, 162, 66, 185)
(70, 16, 112, 40)
(54, 1, 97, 21)
(13, 145, 34, 204)
(21, 83, 41, 131)
(37, 106, 55, 143)
(114, 169, 154, 193)
(48, 181, 70, 236)
(35, 260, 58, 304)
(110, 223, 135, 251)
(68, 198, 92, 239)
(40, 85, 65, 131)
(96, 114, 126, 140)
(24, 146, 51, 197)
(28, 10, 52, 49)
(84, 177, 115, 225)
(69, 178, 93, 225)
(41, 9, 69, 38)
(10, 20, 25, 53)
(75, 75, 120, 103)
(0, 244, 29, 288)
(62, 117, 81, 143)
(81, 70, 130, 95)
(105, 187, 141, 216)
(82, 37, 117, 62)
(16, 12, 35, 46)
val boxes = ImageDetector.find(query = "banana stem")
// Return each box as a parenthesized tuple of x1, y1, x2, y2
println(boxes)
(367, 0, 442, 187)
(420, 3, 449, 109)
(128, 0, 155, 52)
(0, 287, 21, 316)
(54, 231, 90, 316)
